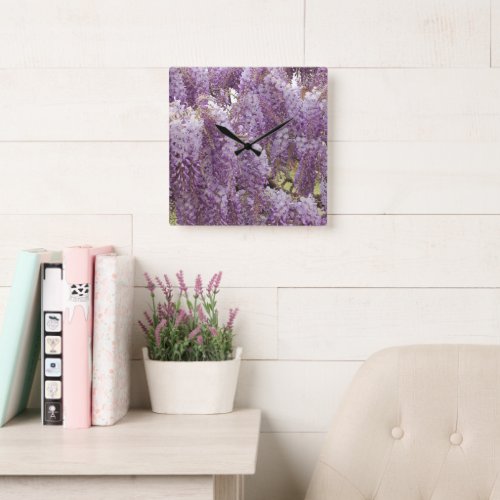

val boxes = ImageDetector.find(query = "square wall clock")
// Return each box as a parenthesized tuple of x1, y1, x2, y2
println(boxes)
(169, 67, 328, 226)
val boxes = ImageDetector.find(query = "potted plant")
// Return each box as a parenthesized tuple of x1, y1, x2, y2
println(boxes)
(138, 270, 241, 414)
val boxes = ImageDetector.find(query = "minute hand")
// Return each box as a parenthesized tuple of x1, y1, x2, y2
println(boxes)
(235, 118, 292, 156)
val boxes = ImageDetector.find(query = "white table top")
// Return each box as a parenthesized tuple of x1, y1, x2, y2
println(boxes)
(0, 409, 261, 476)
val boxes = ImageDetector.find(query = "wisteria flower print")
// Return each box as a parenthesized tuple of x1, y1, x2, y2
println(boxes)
(169, 67, 328, 226)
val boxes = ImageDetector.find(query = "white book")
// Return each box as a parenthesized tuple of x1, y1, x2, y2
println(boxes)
(41, 263, 64, 425)
(92, 254, 134, 426)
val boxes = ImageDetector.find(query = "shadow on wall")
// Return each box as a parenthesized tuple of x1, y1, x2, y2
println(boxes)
(246, 432, 323, 500)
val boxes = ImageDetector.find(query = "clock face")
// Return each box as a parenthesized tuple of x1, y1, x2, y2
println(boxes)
(169, 67, 328, 226)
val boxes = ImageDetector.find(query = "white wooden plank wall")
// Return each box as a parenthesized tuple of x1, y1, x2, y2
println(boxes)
(0, 1, 499, 499)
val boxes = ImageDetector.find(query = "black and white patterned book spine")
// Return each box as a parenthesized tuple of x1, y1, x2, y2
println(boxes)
(41, 263, 64, 425)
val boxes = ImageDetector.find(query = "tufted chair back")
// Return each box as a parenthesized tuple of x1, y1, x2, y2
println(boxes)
(305, 345, 500, 500)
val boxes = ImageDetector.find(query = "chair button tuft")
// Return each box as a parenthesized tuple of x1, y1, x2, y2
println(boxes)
(450, 432, 463, 445)
(391, 427, 404, 440)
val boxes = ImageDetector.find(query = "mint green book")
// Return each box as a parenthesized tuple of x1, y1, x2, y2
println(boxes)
(0, 249, 58, 427)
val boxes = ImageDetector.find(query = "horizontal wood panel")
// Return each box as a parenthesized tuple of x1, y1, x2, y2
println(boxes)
(0, 0, 303, 68)
(132, 287, 278, 360)
(329, 142, 500, 214)
(0, 215, 132, 286)
(2, 142, 500, 215)
(0, 285, 277, 361)
(0, 143, 168, 215)
(330, 69, 500, 142)
(0, 69, 167, 141)
(236, 361, 359, 433)
(246, 433, 324, 500)
(278, 288, 500, 360)
(0, 476, 213, 500)
(306, 0, 490, 68)
(128, 360, 360, 433)
(2, 69, 500, 141)
(133, 214, 500, 288)
(0, 0, 490, 70)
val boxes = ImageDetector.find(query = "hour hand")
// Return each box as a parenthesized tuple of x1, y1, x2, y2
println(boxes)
(215, 125, 246, 146)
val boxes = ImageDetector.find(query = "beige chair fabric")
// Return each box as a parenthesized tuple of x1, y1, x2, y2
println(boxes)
(306, 345, 500, 500)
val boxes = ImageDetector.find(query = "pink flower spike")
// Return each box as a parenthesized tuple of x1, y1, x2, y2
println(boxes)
(194, 274, 203, 296)
(163, 273, 173, 292)
(138, 320, 148, 335)
(157, 303, 165, 319)
(188, 325, 201, 340)
(196, 335, 203, 345)
(214, 271, 223, 290)
(144, 272, 156, 294)
(154, 319, 167, 348)
(162, 303, 171, 319)
(197, 304, 206, 322)
(144, 310, 153, 327)
(208, 326, 218, 337)
(174, 309, 186, 328)
(176, 270, 188, 293)
(167, 302, 175, 317)
(155, 276, 171, 298)
(226, 307, 239, 330)
(207, 273, 217, 293)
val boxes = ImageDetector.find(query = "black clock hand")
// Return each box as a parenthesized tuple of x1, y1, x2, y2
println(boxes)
(216, 125, 261, 156)
(251, 118, 293, 145)
(216, 125, 246, 146)
(235, 118, 292, 156)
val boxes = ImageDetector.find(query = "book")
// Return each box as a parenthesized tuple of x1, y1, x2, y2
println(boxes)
(0, 249, 58, 427)
(41, 263, 64, 425)
(92, 254, 134, 426)
(62, 245, 113, 429)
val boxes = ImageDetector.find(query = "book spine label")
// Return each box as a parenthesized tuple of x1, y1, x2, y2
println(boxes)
(41, 263, 64, 425)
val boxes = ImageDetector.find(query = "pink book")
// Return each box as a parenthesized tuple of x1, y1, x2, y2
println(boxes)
(63, 245, 113, 429)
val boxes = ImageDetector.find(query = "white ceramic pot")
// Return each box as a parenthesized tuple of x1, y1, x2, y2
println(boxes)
(142, 347, 242, 414)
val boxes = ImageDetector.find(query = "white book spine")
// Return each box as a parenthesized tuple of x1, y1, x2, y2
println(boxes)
(41, 264, 64, 425)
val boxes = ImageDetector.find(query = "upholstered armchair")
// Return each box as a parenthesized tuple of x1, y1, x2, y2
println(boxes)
(306, 345, 500, 500)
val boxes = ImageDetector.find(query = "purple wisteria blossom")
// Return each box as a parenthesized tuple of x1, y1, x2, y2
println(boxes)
(169, 67, 328, 226)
